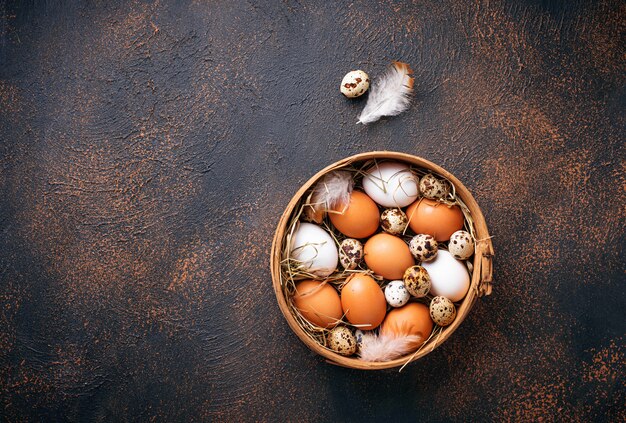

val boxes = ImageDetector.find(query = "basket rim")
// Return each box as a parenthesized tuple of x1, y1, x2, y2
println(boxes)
(270, 151, 493, 370)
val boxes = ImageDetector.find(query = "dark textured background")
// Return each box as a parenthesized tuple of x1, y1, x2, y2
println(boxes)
(1, 0, 624, 421)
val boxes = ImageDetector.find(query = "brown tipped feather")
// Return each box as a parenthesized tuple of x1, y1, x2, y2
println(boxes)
(358, 61, 414, 124)
(303, 171, 354, 223)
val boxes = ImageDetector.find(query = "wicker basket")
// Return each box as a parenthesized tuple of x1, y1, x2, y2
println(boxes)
(270, 151, 494, 370)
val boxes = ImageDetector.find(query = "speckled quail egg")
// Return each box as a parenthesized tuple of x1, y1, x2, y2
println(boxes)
(403, 265, 431, 298)
(419, 174, 450, 199)
(448, 230, 474, 260)
(354, 329, 366, 351)
(380, 208, 408, 236)
(327, 326, 357, 356)
(409, 234, 438, 262)
(340, 70, 370, 98)
(339, 238, 364, 270)
(429, 296, 457, 326)
(384, 280, 410, 308)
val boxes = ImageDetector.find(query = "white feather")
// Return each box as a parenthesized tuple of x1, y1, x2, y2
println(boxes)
(303, 171, 354, 223)
(357, 61, 414, 124)
(358, 331, 423, 362)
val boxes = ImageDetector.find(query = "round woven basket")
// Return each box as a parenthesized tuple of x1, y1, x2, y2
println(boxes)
(270, 151, 494, 370)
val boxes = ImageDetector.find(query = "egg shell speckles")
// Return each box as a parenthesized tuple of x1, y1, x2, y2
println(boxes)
(354, 329, 366, 350)
(403, 265, 431, 298)
(339, 238, 364, 270)
(409, 234, 438, 262)
(340, 70, 370, 98)
(430, 296, 457, 326)
(380, 208, 408, 235)
(419, 174, 450, 200)
(327, 326, 357, 356)
(448, 230, 475, 260)
(384, 280, 410, 307)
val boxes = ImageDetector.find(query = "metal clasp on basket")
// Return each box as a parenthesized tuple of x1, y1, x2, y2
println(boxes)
(477, 238, 494, 297)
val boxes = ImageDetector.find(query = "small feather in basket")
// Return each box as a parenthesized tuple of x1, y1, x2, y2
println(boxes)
(358, 331, 423, 362)
(303, 170, 354, 223)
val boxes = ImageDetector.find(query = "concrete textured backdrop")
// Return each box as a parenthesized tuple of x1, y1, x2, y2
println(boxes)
(0, 0, 624, 421)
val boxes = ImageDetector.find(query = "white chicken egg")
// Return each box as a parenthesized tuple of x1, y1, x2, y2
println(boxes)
(362, 162, 419, 208)
(289, 222, 338, 277)
(421, 250, 469, 302)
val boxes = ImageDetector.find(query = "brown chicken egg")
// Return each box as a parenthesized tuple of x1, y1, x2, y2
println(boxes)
(364, 233, 415, 279)
(380, 302, 434, 349)
(292, 280, 343, 328)
(329, 190, 379, 239)
(406, 198, 464, 242)
(340, 274, 387, 330)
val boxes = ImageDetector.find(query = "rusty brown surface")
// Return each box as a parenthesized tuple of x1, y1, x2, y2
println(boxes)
(0, 0, 624, 421)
